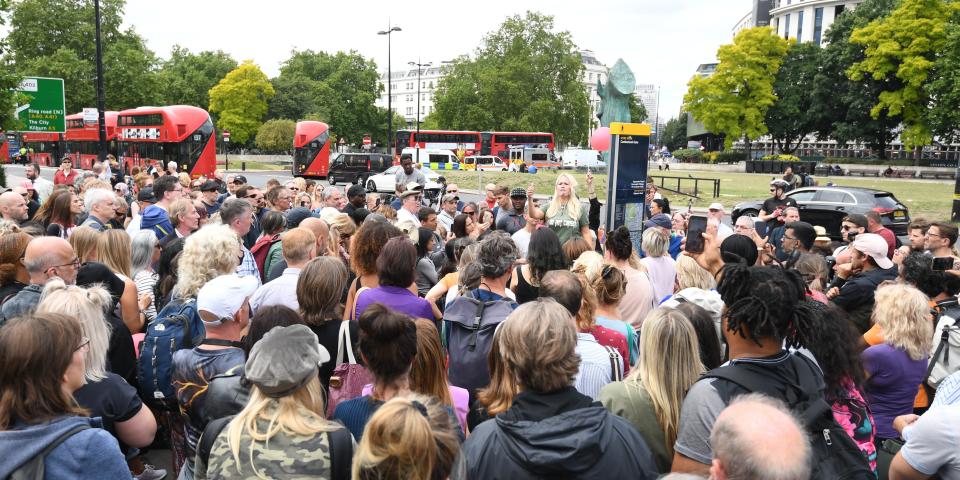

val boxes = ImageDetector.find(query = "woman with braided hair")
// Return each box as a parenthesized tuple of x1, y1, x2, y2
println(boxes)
(672, 261, 832, 476)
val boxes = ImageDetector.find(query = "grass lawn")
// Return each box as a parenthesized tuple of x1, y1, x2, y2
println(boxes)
(218, 160, 286, 171)
(440, 168, 954, 221)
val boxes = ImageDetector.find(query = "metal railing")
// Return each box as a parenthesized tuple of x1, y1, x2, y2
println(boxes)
(650, 175, 720, 199)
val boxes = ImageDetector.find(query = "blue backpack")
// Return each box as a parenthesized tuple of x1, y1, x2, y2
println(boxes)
(137, 298, 204, 406)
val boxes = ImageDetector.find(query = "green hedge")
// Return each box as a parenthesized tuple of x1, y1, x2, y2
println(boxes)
(762, 153, 801, 161)
(672, 148, 704, 162)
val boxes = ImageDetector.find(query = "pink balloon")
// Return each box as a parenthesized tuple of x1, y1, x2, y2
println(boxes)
(590, 127, 611, 152)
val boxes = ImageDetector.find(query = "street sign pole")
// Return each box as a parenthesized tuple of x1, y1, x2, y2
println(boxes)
(94, 0, 108, 163)
(223, 131, 231, 170)
(605, 122, 651, 254)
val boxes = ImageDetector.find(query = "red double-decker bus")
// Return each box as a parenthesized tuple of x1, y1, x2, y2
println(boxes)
(116, 105, 216, 178)
(394, 129, 482, 159)
(20, 132, 64, 166)
(64, 112, 119, 169)
(291, 121, 332, 178)
(0, 133, 9, 164)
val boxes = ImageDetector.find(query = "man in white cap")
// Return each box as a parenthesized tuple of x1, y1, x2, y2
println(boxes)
(827, 233, 899, 332)
(171, 273, 257, 479)
(707, 203, 733, 239)
(437, 193, 459, 233)
(396, 182, 423, 227)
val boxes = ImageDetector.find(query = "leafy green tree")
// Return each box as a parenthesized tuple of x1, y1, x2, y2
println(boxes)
(848, 0, 953, 148)
(267, 50, 381, 144)
(255, 119, 295, 153)
(765, 42, 822, 154)
(812, 0, 900, 159)
(0, 0, 23, 130)
(626, 94, 648, 124)
(430, 12, 590, 146)
(926, 5, 960, 143)
(661, 113, 689, 152)
(158, 45, 237, 108)
(208, 60, 275, 145)
(5, 0, 160, 113)
(684, 27, 789, 155)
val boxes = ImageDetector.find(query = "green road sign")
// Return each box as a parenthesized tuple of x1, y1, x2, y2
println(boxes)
(15, 77, 66, 133)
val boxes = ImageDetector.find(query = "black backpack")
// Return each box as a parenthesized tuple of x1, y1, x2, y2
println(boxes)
(703, 358, 874, 480)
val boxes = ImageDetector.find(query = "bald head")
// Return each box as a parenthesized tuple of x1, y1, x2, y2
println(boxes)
(0, 191, 28, 222)
(710, 393, 810, 480)
(539, 270, 582, 318)
(281, 227, 317, 267)
(24, 237, 78, 285)
(299, 217, 329, 254)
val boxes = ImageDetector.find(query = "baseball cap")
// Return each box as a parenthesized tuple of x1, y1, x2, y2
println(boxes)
(244, 324, 331, 398)
(400, 182, 423, 199)
(285, 207, 318, 229)
(232, 175, 248, 185)
(197, 274, 260, 325)
(644, 213, 672, 230)
(510, 187, 527, 198)
(137, 187, 157, 203)
(199, 180, 219, 192)
(441, 193, 459, 204)
(851, 233, 894, 270)
(708, 202, 724, 211)
(347, 184, 367, 198)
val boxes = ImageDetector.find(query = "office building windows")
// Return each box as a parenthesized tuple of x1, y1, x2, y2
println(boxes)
(814, 7, 824, 45)
(785, 13, 791, 39)
(797, 10, 804, 42)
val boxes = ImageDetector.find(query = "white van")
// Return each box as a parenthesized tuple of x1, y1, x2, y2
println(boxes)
(400, 148, 460, 171)
(561, 148, 604, 169)
(463, 155, 507, 171)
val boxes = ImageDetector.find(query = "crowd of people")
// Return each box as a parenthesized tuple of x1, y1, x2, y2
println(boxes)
(2, 157, 960, 480)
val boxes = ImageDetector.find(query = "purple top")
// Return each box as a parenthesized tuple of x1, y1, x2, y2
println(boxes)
(361, 383, 470, 431)
(862, 343, 928, 439)
(355, 285, 435, 321)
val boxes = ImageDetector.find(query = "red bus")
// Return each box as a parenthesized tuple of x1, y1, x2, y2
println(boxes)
(394, 129, 482, 160)
(116, 105, 216, 178)
(0, 133, 8, 163)
(64, 111, 119, 170)
(292, 121, 332, 178)
(481, 131, 557, 169)
(20, 132, 64, 167)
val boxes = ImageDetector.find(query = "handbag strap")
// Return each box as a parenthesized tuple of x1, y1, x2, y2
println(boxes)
(604, 345, 623, 382)
(336, 320, 350, 365)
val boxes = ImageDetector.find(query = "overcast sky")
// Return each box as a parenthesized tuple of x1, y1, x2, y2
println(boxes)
(122, 0, 746, 121)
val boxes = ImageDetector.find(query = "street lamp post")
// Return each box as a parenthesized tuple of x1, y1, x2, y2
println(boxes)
(377, 23, 401, 155)
(408, 59, 431, 165)
(654, 85, 661, 150)
(93, 0, 107, 164)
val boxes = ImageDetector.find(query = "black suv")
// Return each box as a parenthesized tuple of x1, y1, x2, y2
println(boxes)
(327, 152, 393, 185)
(731, 186, 911, 240)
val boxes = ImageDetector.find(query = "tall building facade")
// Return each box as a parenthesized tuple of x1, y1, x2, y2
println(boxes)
(734, 0, 862, 45)
(375, 64, 448, 128)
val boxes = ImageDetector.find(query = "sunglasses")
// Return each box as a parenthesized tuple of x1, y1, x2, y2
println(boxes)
(462, 210, 475, 215)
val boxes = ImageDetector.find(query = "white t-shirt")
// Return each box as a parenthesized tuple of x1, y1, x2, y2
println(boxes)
(641, 255, 677, 304)
(512, 228, 533, 259)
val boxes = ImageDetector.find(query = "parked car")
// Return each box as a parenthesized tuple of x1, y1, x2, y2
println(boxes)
(731, 186, 910, 240)
(366, 165, 444, 195)
(463, 155, 508, 171)
(327, 152, 393, 185)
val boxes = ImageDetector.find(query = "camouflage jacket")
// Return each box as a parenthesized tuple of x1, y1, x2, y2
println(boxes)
(199, 406, 341, 479)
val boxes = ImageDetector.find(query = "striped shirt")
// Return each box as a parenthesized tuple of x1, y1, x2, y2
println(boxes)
(933, 370, 960, 408)
(134, 270, 159, 322)
(575, 332, 616, 400)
